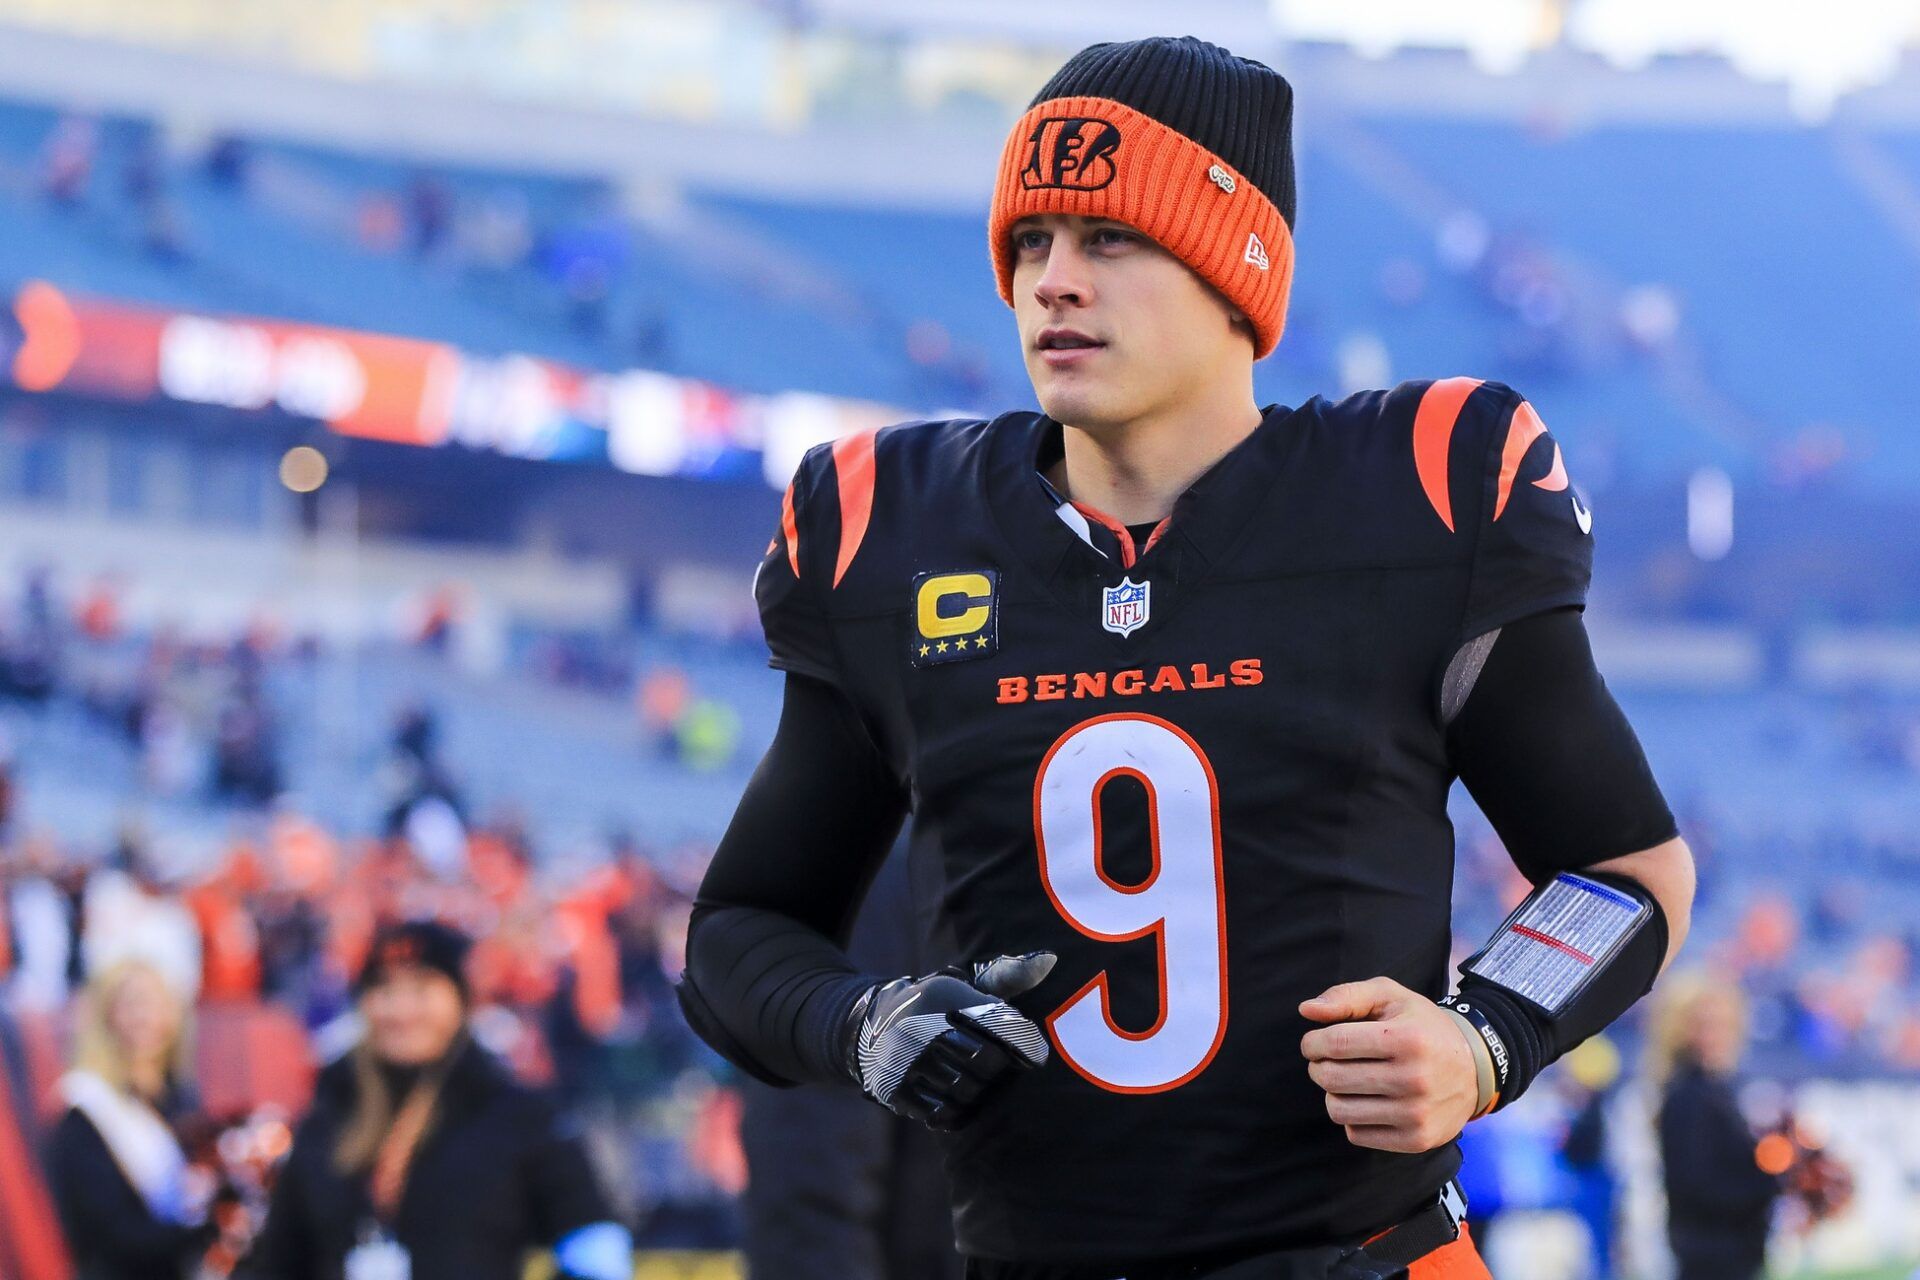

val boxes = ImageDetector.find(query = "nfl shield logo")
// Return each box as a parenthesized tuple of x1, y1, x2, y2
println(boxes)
(1101, 577, 1151, 637)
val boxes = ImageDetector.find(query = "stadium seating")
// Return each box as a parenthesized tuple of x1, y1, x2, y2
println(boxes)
(6, 95, 1916, 482)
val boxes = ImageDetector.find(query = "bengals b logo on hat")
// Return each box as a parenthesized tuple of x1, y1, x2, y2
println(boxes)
(1021, 117, 1122, 192)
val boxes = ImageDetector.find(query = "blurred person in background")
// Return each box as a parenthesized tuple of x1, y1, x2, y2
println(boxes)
(673, 697, 741, 772)
(184, 848, 266, 1004)
(0, 729, 16, 841)
(212, 665, 282, 807)
(1651, 972, 1779, 1280)
(380, 705, 469, 878)
(39, 116, 95, 208)
(3, 834, 73, 1010)
(242, 920, 630, 1280)
(635, 665, 691, 759)
(1555, 1038, 1623, 1280)
(84, 830, 201, 1003)
(44, 957, 217, 1280)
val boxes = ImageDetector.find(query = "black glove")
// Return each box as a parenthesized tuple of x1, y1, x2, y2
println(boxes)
(841, 951, 1055, 1132)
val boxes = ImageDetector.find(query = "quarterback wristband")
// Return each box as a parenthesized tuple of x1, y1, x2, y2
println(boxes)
(1446, 870, 1668, 1111)
(1437, 1000, 1503, 1119)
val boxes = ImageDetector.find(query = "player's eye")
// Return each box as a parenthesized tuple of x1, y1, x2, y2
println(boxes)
(1090, 227, 1136, 247)
(1014, 229, 1049, 252)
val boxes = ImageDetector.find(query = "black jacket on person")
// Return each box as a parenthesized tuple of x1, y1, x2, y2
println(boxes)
(243, 1038, 613, 1280)
(43, 1103, 216, 1280)
(1658, 1058, 1780, 1280)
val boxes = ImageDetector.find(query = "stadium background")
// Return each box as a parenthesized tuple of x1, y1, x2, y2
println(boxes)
(0, 1, 1915, 1277)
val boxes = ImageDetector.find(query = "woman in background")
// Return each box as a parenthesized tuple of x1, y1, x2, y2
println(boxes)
(244, 919, 629, 1280)
(44, 957, 216, 1280)
(1650, 972, 1780, 1280)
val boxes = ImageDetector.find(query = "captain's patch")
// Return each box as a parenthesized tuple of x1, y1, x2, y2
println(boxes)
(912, 569, 998, 667)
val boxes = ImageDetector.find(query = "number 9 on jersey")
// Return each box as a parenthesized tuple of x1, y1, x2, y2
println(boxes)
(1034, 713, 1229, 1094)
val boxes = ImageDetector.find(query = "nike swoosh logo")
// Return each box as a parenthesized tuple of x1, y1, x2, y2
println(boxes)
(1571, 492, 1593, 534)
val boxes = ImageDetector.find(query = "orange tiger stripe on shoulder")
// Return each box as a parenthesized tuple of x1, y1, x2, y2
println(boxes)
(1493, 399, 1550, 521)
(1533, 441, 1570, 494)
(1412, 377, 1483, 533)
(831, 428, 879, 589)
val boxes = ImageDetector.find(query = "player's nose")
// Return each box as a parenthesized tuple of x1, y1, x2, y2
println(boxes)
(1032, 240, 1093, 311)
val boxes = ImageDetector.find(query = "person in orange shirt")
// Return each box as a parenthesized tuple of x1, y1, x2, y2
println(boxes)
(183, 876, 261, 1003)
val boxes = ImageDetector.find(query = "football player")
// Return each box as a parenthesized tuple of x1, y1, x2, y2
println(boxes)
(679, 35, 1695, 1280)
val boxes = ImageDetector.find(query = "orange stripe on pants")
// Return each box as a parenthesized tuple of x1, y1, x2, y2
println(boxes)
(1408, 1223, 1492, 1280)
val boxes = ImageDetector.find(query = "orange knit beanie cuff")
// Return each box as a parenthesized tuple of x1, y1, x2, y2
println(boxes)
(989, 95, 1294, 357)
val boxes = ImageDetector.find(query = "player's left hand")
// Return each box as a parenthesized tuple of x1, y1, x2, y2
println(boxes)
(1299, 977, 1480, 1154)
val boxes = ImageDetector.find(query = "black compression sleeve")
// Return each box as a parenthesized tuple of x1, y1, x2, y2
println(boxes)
(678, 673, 911, 1088)
(1447, 608, 1678, 884)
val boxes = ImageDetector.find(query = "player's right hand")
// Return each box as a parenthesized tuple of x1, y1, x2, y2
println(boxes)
(842, 951, 1055, 1132)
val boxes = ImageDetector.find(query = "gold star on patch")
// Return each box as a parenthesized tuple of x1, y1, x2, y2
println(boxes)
(974, 635, 989, 648)
(918, 644, 930, 657)
(936, 640, 949, 653)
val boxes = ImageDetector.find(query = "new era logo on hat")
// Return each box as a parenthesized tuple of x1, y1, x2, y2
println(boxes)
(1245, 232, 1269, 271)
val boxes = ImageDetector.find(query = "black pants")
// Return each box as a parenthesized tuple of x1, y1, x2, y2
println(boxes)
(1673, 1250, 1765, 1280)
(740, 1076, 963, 1280)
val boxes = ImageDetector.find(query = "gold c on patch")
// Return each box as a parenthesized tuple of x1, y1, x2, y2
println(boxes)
(911, 569, 999, 667)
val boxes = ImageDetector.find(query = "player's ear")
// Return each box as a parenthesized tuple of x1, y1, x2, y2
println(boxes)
(1206, 276, 1256, 349)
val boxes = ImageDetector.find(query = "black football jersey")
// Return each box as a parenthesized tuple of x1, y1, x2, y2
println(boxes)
(752, 378, 1592, 1262)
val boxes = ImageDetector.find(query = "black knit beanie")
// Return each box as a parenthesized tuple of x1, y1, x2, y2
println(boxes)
(355, 919, 473, 1003)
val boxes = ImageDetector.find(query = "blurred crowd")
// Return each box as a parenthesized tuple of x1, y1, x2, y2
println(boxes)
(0, 567, 750, 815)
(26, 110, 672, 364)
(0, 569, 761, 1260)
(0, 802, 744, 1240)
